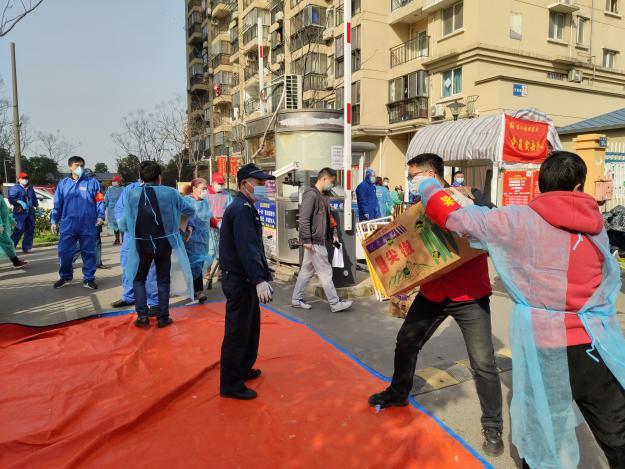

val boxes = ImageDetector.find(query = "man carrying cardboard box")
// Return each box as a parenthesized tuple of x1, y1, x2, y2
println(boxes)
(368, 153, 504, 458)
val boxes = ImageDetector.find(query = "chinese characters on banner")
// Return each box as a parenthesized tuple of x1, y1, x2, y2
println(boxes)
(217, 157, 227, 176)
(502, 116, 549, 164)
(229, 158, 238, 177)
(502, 170, 540, 206)
(254, 200, 277, 257)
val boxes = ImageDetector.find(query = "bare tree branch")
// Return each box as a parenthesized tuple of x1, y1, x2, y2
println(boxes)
(0, 0, 44, 37)
(35, 130, 78, 164)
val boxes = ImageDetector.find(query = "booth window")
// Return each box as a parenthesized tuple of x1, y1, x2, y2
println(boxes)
(442, 1, 463, 37)
(442, 67, 462, 98)
(549, 12, 564, 41)
(603, 49, 618, 68)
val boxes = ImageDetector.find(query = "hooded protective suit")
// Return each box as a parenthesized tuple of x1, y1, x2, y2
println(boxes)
(104, 185, 124, 233)
(0, 194, 17, 260)
(355, 169, 380, 221)
(8, 183, 38, 252)
(375, 184, 393, 218)
(185, 195, 215, 279)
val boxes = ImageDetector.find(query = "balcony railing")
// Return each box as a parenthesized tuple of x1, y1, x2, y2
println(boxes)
(214, 84, 234, 98)
(210, 23, 229, 41)
(214, 115, 233, 127)
(242, 25, 269, 46)
(244, 97, 260, 114)
(189, 49, 204, 63)
(390, 36, 429, 68)
(190, 74, 206, 86)
(271, 1, 284, 23)
(303, 74, 328, 92)
(188, 0, 202, 11)
(391, 0, 413, 11)
(211, 54, 231, 69)
(387, 97, 428, 124)
(244, 65, 259, 81)
(187, 23, 202, 38)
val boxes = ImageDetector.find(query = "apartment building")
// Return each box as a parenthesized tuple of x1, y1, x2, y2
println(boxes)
(185, 0, 625, 183)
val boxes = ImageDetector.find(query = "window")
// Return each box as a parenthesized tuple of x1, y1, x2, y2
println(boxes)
(335, 57, 344, 78)
(442, 67, 462, 97)
(547, 71, 566, 80)
(336, 34, 344, 58)
(606, 0, 619, 14)
(510, 12, 522, 41)
(388, 70, 428, 102)
(549, 12, 564, 40)
(442, 2, 463, 36)
(335, 86, 344, 110)
(577, 17, 586, 44)
(326, 8, 334, 28)
(352, 25, 361, 72)
(352, 81, 361, 125)
(604, 49, 617, 68)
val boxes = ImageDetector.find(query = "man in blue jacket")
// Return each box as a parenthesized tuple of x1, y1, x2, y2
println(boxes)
(8, 172, 38, 253)
(355, 168, 381, 221)
(51, 156, 105, 289)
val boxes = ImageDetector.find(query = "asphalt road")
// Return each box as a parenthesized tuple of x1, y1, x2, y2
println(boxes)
(1, 234, 615, 468)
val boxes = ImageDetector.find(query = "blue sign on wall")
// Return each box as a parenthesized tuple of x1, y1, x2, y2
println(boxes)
(513, 83, 528, 97)
(599, 136, 608, 148)
(255, 200, 276, 229)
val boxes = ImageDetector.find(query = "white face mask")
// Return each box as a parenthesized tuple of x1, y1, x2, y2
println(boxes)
(19, 179, 28, 186)
(455, 178, 464, 184)
(111, 182, 119, 187)
(199, 189, 208, 199)
(213, 184, 223, 193)
(72, 166, 84, 178)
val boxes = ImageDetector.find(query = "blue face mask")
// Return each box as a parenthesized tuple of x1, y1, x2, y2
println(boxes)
(73, 166, 84, 178)
(252, 184, 268, 200)
(368, 175, 376, 184)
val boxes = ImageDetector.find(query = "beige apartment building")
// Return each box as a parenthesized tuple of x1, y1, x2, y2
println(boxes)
(185, 0, 625, 184)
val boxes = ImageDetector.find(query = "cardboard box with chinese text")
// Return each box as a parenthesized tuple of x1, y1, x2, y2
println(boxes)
(362, 200, 483, 297)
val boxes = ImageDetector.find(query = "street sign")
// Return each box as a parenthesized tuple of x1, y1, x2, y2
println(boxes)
(513, 83, 528, 97)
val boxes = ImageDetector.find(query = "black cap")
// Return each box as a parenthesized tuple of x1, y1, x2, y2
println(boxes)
(237, 163, 276, 184)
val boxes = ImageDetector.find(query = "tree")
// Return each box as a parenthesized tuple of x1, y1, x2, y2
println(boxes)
(0, 0, 44, 37)
(22, 155, 60, 185)
(155, 97, 189, 181)
(94, 162, 108, 173)
(161, 155, 192, 188)
(111, 110, 167, 163)
(35, 130, 78, 164)
(0, 76, 32, 160)
(116, 154, 140, 183)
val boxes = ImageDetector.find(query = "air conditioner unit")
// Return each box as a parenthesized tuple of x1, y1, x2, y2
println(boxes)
(322, 28, 333, 41)
(568, 69, 583, 83)
(285, 75, 303, 110)
(431, 104, 446, 119)
(275, 11, 284, 22)
(276, 53, 285, 64)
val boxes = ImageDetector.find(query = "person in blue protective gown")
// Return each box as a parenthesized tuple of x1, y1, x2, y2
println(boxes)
(207, 172, 233, 274)
(110, 178, 159, 313)
(375, 176, 393, 218)
(104, 175, 124, 245)
(414, 151, 625, 468)
(51, 156, 104, 290)
(8, 171, 38, 253)
(183, 178, 215, 304)
(355, 168, 380, 221)
(0, 175, 27, 268)
(119, 160, 195, 328)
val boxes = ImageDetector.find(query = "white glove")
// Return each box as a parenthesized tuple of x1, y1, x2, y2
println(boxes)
(256, 281, 273, 304)
(448, 188, 474, 208)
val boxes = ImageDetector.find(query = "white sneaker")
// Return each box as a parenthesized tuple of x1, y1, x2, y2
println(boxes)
(331, 300, 353, 313)
(291, 300, 312, 310)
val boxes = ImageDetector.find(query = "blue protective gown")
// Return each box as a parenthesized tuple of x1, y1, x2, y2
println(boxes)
(185, 195, 215, 279)
(115, 181, 158, 306)
(8, 184, 38, 252)
(375, 185, 393, 218)
(104, 185, 123, 233)
(355, 169, 380, 221)
(119, 184, 196, 301)
(207, 190, 234, 260)
(51, 175, 104, 282)
(419, 179, 625, 468)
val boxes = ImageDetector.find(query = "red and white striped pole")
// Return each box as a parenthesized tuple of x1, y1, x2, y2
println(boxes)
(258, 18, 265, 116)
(343, 0, 353, 231)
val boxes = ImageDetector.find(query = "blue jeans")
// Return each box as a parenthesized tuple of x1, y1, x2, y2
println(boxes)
(58, 217, 97, 282)
(133, 240, 171, 320)
(11, 210, 35, 251)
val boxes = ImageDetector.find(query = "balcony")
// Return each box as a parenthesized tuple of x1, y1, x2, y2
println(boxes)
(188, 0, 202, 12)
(548, 0, 580, 13)
(244, 64, 259, 82)
(387, 97, 428, 124)
(390, 0, 427, 25)
(212, 0, 231, 18)
(271, 1, 284, 25)
(188, 49, 204, 65)
(214, 85, 234, 105)
(391, 0, 414, 11)
(211, 54, 232, 70)
(214, 115, 233, 131)
(211, 25, 229, 43)
(303, 74, 328, 92)
(187, 23, 203, 43)
(190, 74, 209, 92)
(243, 0, 270, 12)
(423, 0, 457, 13)
(242, 25, 269, 52)
(244, 97, 260, 114)
(390, 36, 429, 67)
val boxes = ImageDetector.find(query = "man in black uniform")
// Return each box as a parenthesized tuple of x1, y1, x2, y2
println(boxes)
(219, 163, 275, 400)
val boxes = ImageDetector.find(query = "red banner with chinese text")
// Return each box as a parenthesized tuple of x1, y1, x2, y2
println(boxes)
(217, 157, 227, 177)
(229, 158, 238, 177)
(502, 116, 549, 164)
(501, 170, 540, 206)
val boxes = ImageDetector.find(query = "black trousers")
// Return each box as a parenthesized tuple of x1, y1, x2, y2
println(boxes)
(220, 275, 260, 393)
(133, 239, 171, 320)
(193, 275, 204, 294)
(390, 293, 503, 430)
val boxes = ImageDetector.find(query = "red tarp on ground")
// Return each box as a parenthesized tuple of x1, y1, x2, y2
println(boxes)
(0, 304, 487, 469)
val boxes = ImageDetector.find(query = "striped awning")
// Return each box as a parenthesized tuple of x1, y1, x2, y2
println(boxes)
(406, 108, 562, 163)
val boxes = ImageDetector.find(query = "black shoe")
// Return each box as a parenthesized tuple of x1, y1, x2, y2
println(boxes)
(482, 428, 504, 457)
(83, 280, 98, 290)
(12, 259, 27, 268)
(97, 264, 111, 270)
(368, 388, 409, 409)
(157, 317, 173, 328)
(134, 317, 150, 328)
(53, 279, 68, 289)
(148, 306, 160, 317)
(112, 299, 134, 308)
(245, 369, 262, 381)
(197, 293, 207, 304)
(220, 387, 258, 400)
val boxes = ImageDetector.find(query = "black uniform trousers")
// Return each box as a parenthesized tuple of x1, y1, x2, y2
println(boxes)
(220, 273, 261, 393)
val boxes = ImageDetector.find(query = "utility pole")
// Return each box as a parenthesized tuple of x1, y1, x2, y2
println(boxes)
(11, 42, 22, 178)
(343, 0, 353, 231)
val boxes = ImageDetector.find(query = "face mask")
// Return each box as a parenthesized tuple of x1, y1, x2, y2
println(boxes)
(251, 184, 268, 201)
(111, 182, 119, 187)
(409, 180, 420, 196)
(199, 190, 208, 199)
(19, 179, 28, 186)
(214, 184, 223, 193)
(383, 181, 389, 187)
(368, 176, 376, 184)
(323, 181, 334, 192)
(455, 178, 464, 184)
(73, 166, 84, 178)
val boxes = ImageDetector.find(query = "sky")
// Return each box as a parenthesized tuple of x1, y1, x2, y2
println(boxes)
(0, 0, 187, 171)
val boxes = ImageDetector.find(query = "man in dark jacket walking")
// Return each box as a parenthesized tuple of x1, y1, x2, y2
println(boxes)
(291, 167, 352, 313)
